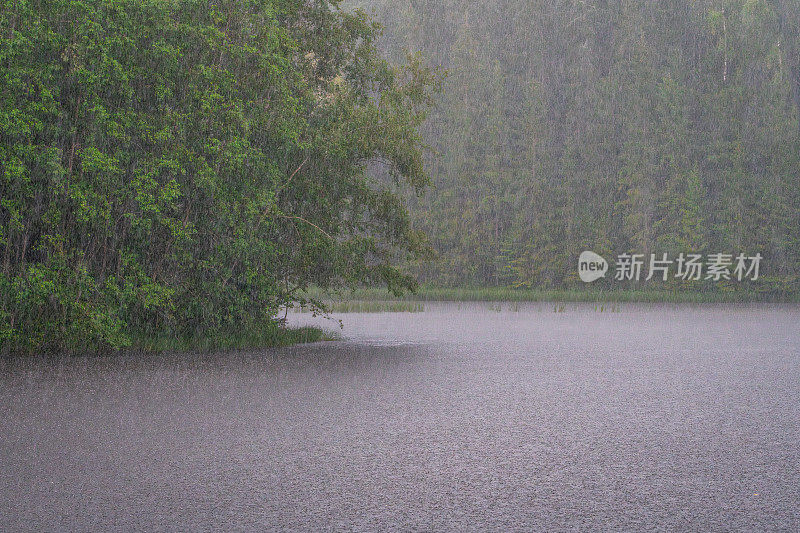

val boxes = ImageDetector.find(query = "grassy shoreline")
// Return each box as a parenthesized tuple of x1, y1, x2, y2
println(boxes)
(307, 286, 800, 304)
(128, 326, 335, 354)
(1, 326, 336, 357)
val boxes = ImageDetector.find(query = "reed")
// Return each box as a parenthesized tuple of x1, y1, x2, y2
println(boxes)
(297, 300, 425, 313)
(305, 286, 800, 304)
(129, 326, 333, 353)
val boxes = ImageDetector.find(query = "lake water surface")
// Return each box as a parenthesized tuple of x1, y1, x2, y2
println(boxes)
(2, 303, 799, 531)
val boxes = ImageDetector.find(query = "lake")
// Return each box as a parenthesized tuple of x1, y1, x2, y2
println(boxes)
(1, 303, 799, 531)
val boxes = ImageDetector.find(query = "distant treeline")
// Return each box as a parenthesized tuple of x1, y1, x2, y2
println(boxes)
(0, 0, 437, 353)
(353, 0, 800, 291)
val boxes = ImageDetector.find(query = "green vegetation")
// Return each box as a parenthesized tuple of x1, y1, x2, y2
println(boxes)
(353, 0, 800, 293)
(0, 0, 438, 354)
(130, 326, 334, 354)
(312, 285, 800, 303)
(301, 300, 424, 313)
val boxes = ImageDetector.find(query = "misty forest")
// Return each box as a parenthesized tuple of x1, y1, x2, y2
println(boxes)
(354, 0, 800, 290)
(2, 0, 800, 353)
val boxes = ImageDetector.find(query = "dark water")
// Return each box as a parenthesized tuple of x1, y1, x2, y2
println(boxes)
(2, 303, 799, 531)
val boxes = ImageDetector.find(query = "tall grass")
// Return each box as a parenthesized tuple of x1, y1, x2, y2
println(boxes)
(303, 285, 800, 304)
(129, 326, 334, 354)
(296, 300, 424, 313)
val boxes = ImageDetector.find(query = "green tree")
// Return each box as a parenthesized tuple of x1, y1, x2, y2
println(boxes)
(0, 0, 438, 353)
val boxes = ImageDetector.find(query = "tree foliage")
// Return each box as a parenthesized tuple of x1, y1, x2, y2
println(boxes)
(0, 0, 438, 353)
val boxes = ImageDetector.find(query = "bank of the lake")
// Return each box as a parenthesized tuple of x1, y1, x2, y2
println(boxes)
(309, 285, 800, 304)
(125, 326, 335, 355)
(1, 326, 334, 358)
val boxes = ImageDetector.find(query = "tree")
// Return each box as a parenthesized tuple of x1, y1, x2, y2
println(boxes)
(0, 0, 438, 353)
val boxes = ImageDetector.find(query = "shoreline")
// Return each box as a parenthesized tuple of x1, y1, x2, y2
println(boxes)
(307, 286, 800, 304)
(127, 326, 336, 354)
(1, 326, 336, 358)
